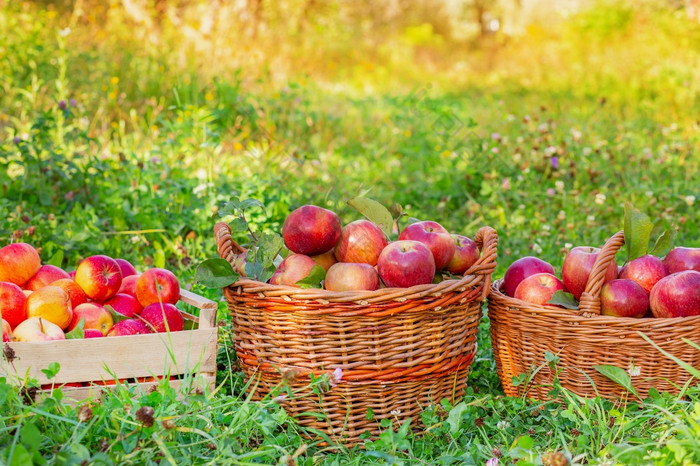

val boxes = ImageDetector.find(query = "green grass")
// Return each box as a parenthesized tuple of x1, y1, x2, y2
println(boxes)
(1, 1, 699, 464)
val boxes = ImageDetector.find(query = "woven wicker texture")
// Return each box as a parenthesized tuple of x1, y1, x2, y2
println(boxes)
(489, 231, 700, 401)
(215, 222, 498, 444)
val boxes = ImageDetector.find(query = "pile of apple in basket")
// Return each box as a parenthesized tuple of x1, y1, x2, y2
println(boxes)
(204, 198, 481, 291)
(503, 204, 699, 318)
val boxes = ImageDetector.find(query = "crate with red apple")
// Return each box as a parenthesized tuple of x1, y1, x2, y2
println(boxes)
(0, 244, 217, 401)
(204, 196, 498, 444)
(488, 203, 700, 401)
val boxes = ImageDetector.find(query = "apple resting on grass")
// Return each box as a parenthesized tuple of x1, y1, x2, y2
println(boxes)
(68, 303, 114, 335)
(136, 268, 180, 307)
(619, 255, 668, 294)
(513, 273, 566, 306)
(664, 247, 700, 273)
(312, 250, 337, 272)
(562, 246, 618, 300)
(325, 263, 380, 292)
(115, 258, 138, 277)
(26, 286, 73, 330)
(140, 303, 184, 332)
(503, 256, 556, 297)
(0, 243, 41, 286)
(446, 235, 480, 275)
(50, 278, 88, 309)
(13, 317, 65, 342)
(282, 205, 342, 256)
(398, 221, 455, 270)
(25, 265, 70, 291)
(2, 319, 11, 342)
(75, 255, 123, 302)
(649, 270, 700, 318)
(104, 293, 143, 317)
(600, 279, 649, 318)
(0, 282, 28, 329)
(334, 220, 387, 266)
(377, 240, 435, 288)
(269, 254, 316, 286)
(107, 319, 150, 336)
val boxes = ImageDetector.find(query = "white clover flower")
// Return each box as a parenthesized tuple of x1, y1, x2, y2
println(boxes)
(628, 362, 641, 377)
(390, 409, 401, 417)
(555, 181, 565, 193)
(513, 153, 522, 163)
(587, 215, 595, 225)
(582, 147, 592, 156)
(565, 243, 573, 249)
(595, 193, 606, 205)
(496, 420, 510, 430)
(645, 191, 654, 197)
(558, 210, 566, 220)
(131, 236, 140, 244)
(571, 129, 582, 141)
(532, 243, 543, 254)
(545, 146, 557, 156)
(58, 27, 71, 37)
(685, 195, 695, 207)
(507, 114, 516, 122)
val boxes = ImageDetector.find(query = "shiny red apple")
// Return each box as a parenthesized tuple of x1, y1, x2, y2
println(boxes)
(0, 282, 28, 329)
(104, 293, 143, 317)
(135, 268, 180, 307)
(446, 235, 480, 275)
(49, 278, 88, 309)
(619, 255, 668, 294)
(282, 205, 342, 256)
(377, 240, 436, 288)
(140, 303, 184, 332)
(107, 319, 150, 337)
(26, 265, 71, 291)
(0, 243, 41, 286)
(334, 220, 388, 266)
(75, 255, 123, 302)
(325, 262, 380, 291)
(600, 279, 649, 318)
(513, 273, 566, 306)
(118, 274, 139, 298)
(503, 256, 556, 297)
(398, 221, 455, 270)
(664, 247, 700, 274)
(115, 259, 138, 277)
(269, 254, 316, 286)
(68, 302, 114, 335)
(562, 247, 618, 300)
(649, 271, 700, 318)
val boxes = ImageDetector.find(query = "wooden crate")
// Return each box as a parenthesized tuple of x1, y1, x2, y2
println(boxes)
(0, 290, 218, 402)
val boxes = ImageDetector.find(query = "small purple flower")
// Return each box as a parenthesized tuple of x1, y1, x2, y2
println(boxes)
(69, 98, 77, 107)
(13, 136, 21, 144)
(150, 156, 161, 164)
(551, 156, 559, 169)
(491, 132, 501, 141)
(59, 100, 67, 110)
(274, 394, 287, 403)
(547, 188, 555, 196)
(501, 178, 511, 190)
(64, 191, 74, 201)
(486, 458, 499, 466)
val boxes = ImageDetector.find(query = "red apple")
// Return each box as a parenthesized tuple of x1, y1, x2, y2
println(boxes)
(619, 255, 668, 294)
(0, 243, 41, 286)
(398, 221, 455, 270)
(600, 279, 649, 318)
(26, 286, 73, 329)
(562, 247, 618, 300)
(104, 293, 143, 317)
(503, 257, 556, 297)
(118, 274, 139, 298)
(26, 265, 71, 291)
(84, 328, 104, 338)
(140, 303, 184, 332)
(68, 270, 76, 279)
(12, 317, 65, 342)
(282, 205, 342, 256)
(0, 282, 28, 329)
(107, 319, 150, 336)
(2, 319, 11, 342)
(115, 258, 138, 277)
(136, 268, 180, 307)
(231, 249, 248, 277)
(325, 262, 380, 292)
(68, 302, 114, 335)
(664, 247, 700, 274)
(334, 220, 388, 266)
(649, 271, 700, 318)
(514, 273, 566, 306)
(377, 240, 436, 288)
(269, 254, 317, 286)
(49, 278, 88, 309)
(446, 235, 480, 275)
(312, 250, 337, 272)
(75, 255, 123, 302)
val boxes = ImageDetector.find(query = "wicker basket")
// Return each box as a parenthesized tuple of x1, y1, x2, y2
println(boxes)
(489, 231, 700, 401)
(215, 222, 498, 444)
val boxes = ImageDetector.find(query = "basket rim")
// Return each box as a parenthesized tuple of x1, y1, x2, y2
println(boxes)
(489, 278, 700, 326)
(215, 223, 498, 304)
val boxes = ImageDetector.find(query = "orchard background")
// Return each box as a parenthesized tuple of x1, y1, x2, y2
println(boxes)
(0, 0, 699, 464)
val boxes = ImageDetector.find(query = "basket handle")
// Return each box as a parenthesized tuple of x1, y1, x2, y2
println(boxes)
(215, 222, 246, 268)
(469, 226, 499, 301)
(577, 230, 625, 316)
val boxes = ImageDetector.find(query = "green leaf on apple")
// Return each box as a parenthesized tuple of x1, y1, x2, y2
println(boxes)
(546, 290, 579, 310)
(295, 265, 326, 289)
(104, 305, 132, 324)
(347, 196, 393, 237)
(623, 202, 653, 262)
(256, 232, 284, 268)
(593, 364, 640, 400)
(47, 249, 64, 267)
(195, 258, 239, 288)
(649, 229, 675, 257)
(65, 318, 85, 339)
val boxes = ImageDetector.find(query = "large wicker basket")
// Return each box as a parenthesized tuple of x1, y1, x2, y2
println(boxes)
(215, 223, 498, 444)
(489, 231, 700, 401)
